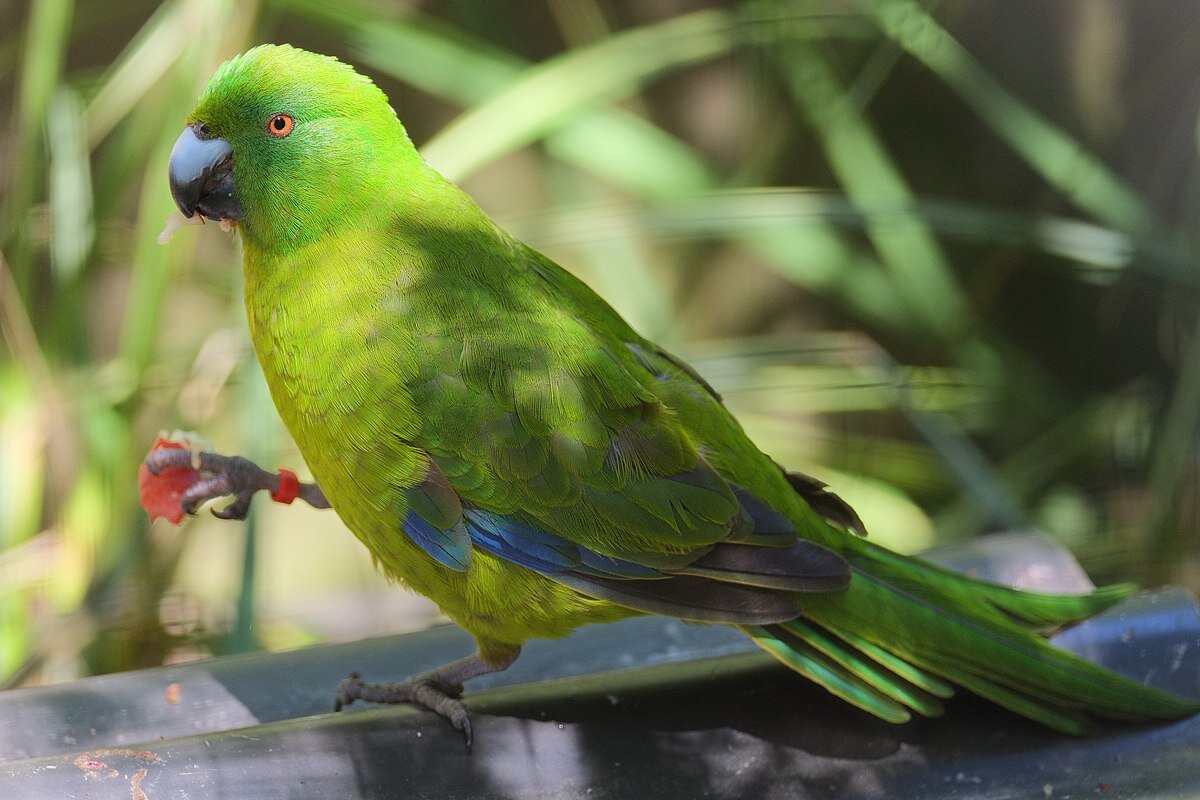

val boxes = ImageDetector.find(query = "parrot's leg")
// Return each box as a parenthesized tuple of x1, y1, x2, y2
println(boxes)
(334, 644, 521, 751)
(144, 448, 330, 519)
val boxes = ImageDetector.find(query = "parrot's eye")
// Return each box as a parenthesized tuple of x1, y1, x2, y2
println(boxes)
(266, 113, 295, 138)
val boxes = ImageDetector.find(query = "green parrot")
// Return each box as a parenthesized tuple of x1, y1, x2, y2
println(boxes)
(155, 44, 1197, 745)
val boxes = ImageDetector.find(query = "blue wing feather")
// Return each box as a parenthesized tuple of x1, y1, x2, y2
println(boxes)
(465, 508, 581, 572)
(403, 509, 471, 571)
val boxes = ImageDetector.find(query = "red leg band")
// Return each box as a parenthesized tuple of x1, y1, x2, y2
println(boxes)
(272, 468, 300, 504)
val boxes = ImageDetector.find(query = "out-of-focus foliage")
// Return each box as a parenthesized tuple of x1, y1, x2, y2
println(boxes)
(2, 0, 1198, 686)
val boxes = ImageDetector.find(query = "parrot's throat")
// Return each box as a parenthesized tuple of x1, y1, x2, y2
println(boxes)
(241, 236, 428, 522)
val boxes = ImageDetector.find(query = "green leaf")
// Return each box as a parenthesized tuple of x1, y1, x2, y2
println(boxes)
(421, 9, 738, 180)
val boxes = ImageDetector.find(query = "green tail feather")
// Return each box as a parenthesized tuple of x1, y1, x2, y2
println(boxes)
(851, 540, 1138, 631)
(819, 623, 955, 698)
(779, 619, 946, 717)
(750, 539, 1198, 734)
(743, 623, 912, 723)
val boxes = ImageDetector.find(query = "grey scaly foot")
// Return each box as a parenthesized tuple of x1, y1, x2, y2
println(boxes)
(333, 647, 521, 752)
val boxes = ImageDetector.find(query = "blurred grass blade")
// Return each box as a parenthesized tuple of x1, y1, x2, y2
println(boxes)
(779, 41, 966, 341)
(934, 401, 1103, 540)
(1145, 317, 1200, 570)
(516, 188, 1182, 331)
(81, 0, 187, 147)
(421, 8, 737, 180)
(350, 9, 526, 101)
(117, 138, 189, 379)
(366, 21, 717, 199)
(859, 0, 1164, 237)
(547, 0, 613, 47)
(650, 189, 1178, 277)
(507, 188, 917, 332)
(47, 87, 94, 283)
(0, 252, 50, 391)
(542, 113, 715, 199)
(84, 0, 258, 149)
(270, 0, 516, 98)
(4, 0, 74, 292)
(14, 0, 73, 165)
(0, 369, 46, 553)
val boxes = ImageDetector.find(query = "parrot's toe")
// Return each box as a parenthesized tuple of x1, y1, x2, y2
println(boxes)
(176, 455, 270, 518)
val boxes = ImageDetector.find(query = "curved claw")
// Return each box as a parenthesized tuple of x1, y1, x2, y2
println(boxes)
(212, 493, 256, 521)
(456, 709, 474, 753)
(334, 672, 364, 712)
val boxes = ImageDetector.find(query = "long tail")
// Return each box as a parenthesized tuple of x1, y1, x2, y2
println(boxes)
(742, 538, 1199, 734)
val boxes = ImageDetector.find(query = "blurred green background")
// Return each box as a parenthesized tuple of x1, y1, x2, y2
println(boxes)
(2, 0, 1199, 687)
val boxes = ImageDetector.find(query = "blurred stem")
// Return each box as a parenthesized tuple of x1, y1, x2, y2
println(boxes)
(234, 511, 259, 653)
(546, 0, 611, 46)
(4, 0, 74, 298)
(47, 87, 95, 286)
(231, 359, 274, 654)
(116, 133, 184, 383)
(0, 249, 72, 505)
(0, 251, 52, 392)
(1145, 314, 1200, 579)
(933, 401, 1100, 540)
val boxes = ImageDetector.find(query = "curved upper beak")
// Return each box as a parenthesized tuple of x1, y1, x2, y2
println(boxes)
(168, 124, 243, 221)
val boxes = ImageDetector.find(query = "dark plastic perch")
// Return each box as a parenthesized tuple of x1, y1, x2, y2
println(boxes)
(1, 533, 1198, 799)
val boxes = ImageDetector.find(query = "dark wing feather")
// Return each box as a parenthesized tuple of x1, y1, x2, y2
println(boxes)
(679, 541, 850, 592)
(784, 470, 867, 537)
(554, 572, 803, 625)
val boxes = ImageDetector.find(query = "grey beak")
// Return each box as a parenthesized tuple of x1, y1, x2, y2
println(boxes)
(168, 124, 243, 221)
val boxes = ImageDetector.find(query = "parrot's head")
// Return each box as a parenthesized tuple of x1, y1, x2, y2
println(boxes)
(168, 44, 412, 249)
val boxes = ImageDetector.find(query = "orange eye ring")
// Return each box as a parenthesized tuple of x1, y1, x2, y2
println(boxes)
(266, 113, 294, 138)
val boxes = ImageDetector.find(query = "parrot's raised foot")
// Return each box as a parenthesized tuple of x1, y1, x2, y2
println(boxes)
(332, 647, 521, 753)
(143, 448, 329, 519)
